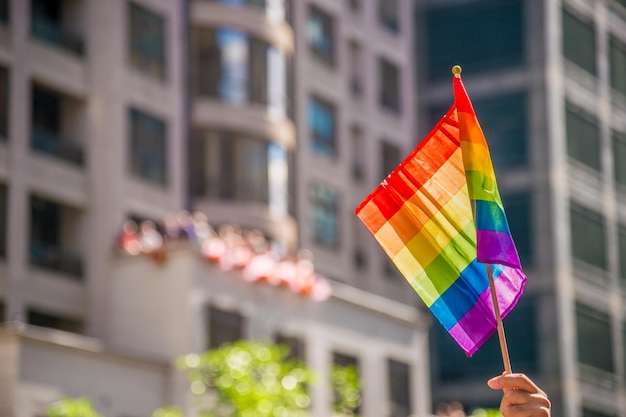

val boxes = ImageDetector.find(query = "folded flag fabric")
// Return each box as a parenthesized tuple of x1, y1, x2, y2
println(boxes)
(355, 74, 526, 356)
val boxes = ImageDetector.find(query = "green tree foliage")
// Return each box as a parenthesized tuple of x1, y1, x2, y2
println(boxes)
(175, 340, 361, 417)
(469, 408, 503, 417)
(46, 397, 105, 417)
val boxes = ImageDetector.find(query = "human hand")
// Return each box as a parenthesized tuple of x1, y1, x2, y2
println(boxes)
(487, 373, 550, 417)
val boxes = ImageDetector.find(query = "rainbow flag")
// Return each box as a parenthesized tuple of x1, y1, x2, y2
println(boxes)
(355, 74, 526, 356)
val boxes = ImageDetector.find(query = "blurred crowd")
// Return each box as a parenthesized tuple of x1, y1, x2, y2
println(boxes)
(116, 210, 331, 301)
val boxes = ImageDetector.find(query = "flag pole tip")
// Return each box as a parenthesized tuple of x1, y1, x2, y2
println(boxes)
(452, 65, 462, 77)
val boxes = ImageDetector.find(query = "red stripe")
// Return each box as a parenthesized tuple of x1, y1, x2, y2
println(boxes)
(355, 105, 460, 220)
(453, 76, 475, 115)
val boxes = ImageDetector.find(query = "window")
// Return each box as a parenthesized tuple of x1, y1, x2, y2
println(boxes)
(308, 96, 336, 158)
(29, 195, 83, 278)
(610, 36, 626, 97)
(310, 184, 339, 247)
(474, 92, 528, 168)
(501, 193, 533, 267)
(0, 184, 6, 259)
(379, 59, 401, 114)
(576, 303, 613, 373)
(583, 408, 616, 417)
(31, 84, 84, 165)
(333, 352, 361, 414)
(378, 0, 399, 33)
(619, 225, 626, 285)
(0, 0, 8, 24)
(275, 334, 305, 361)
(566, 105, 600, 171)
(307, 6, 334, 65)
(208, 306, 244, 349)
(381, 140, 401, 180)
(128, 2, 166, 79)
(353, 216, 368, 270)
(436, 296, 537, 381)
(351, 126, 365, 182)
(206, 0, 267, 8)
(563, 9, 596, 76)
(0, 65, 7, 139)
(426, 0, 523, 80)
(388, 359, 411, 417)
(348, 40, 363, 99)
(191, 28, 286, 111)
(31, 0, 85, 55)
(615, 130, 626, 188)
(570, 202, 606, 270)
(129, 108, 167, 186)
(199, 131, 269, 204)
(28, 308, 84, 334)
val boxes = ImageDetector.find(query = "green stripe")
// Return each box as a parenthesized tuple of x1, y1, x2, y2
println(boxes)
(465, 170, 502, 203)
(407, 222, 477, 307)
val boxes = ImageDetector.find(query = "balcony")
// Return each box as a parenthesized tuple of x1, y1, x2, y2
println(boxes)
(31, 14, 85, 56)
(29, 239, 84, 279)
(31, 127, 84, 166)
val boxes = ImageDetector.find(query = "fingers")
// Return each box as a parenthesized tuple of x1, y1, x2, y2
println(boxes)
(501, 391, 551, 417)
(488, 373, 541, 393)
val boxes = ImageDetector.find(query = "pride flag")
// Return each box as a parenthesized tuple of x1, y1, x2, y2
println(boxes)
(355, 74, 526, 356)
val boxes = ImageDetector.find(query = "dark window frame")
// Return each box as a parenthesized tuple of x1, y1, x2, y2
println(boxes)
(129, 107, 168, 186)
(128, 1, 167, 80)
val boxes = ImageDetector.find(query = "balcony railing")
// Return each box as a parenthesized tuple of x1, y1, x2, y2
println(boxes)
(31, 127, 85, 166)
(29, 240, 84, 279)
(31, 14, 85, 56)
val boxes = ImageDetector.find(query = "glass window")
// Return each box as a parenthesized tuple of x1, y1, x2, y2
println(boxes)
(501, 192, 533, 267)
(208, 306, 244, 349)
(474, 92, 528, 168)
(426, 0, 523, 80)
(381, 140, 401, 179)
(615, 130, 626, 188)
(576, 303, 613, 373)
(27, 308, 84, 334)
(275, 334, 305, 361)
(128, 2, 166, 80)
(308, 96, 336, 158)
(388, 359, 411, 417)
(348, 40, 363, 99)
(129, 108, 167, 186)
(563, 9, 596, 76)
(31, 0, 85, 55)
(436, 296, 537, 382)
(0, 65, 7, 139)
(0, 0, 8, 24)
(310, 184, 339, 247)
(351, 126, 365, 182)
(570, 202, 606, 270)
(307, 6, 334, 65)
(202, 131, 269, 204)
(378, 0, 399, 33)
(0, 184, 6, 259)
(566, 105, 600, 171)
(610, 36, 626, 97)
(583, 408, 616, 417)
(379, 59, 401, 114)
(249, 37, 268, 105)
(332, 352, 361, 414)
(618, 224, 626, 285)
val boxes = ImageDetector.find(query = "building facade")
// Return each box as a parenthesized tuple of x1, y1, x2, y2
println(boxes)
(415, 0, 626, 416)
(0, 0, 430, 416)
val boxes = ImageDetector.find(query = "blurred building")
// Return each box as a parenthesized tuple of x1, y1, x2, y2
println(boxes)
(415, 0, 626, 416)
(0, 0, 430, 417)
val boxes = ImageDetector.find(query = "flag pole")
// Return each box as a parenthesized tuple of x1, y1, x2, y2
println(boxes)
(486, 263, 512, 374)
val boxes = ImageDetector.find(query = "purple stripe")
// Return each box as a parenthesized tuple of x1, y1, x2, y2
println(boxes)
(448, 266, 527, 356)
(476, 230, 522, 269)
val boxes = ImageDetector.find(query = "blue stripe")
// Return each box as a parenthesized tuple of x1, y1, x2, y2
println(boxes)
(429, 262, 505, 330)
(475, 200, 510, 233)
